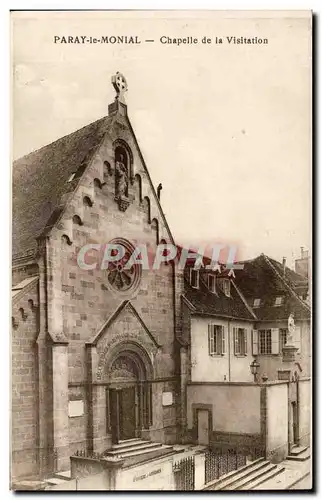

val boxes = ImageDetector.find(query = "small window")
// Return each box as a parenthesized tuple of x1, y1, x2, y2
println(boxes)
(208, 274, 216, 293)
(190, 269, 199, 289)
(208, 325, 224, 356)
(274, 296, 283, 306)
(279, 328, 288, 353)
(253, 298, 261, 308)
(223, 279, 230, 298)
(259, 330, 272, 355)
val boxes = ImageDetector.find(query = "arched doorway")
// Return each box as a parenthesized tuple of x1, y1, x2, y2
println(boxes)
(106, 348, 152, 443)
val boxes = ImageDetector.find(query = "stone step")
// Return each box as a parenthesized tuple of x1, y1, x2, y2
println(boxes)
(107, 441, 163, 457)
(111, 439, 151, 451)
(118, 437, 141, 444)
(287, 448, 310, 462)
(54, 470, 71, 480)
(204, 458, 266, 490)
(240, 465, 285, 490)
(255, 465, 311, 490)
(216, 460, 270, 491)
(46, 477, 69, 486)
(122, 446, 178, 469)
(226, 463, 278, 491)
(289, 445, 308, 456)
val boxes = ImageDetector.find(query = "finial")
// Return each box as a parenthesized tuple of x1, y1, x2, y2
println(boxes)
(111, 72, 128, 104)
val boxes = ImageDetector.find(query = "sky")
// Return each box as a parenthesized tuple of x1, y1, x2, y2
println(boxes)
(11, 11, 311, 267)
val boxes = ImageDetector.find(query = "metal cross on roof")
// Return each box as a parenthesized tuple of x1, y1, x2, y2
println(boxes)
(112, 72, 128, 103)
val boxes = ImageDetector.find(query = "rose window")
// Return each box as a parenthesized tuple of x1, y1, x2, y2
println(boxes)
(106, 238, 141, 292)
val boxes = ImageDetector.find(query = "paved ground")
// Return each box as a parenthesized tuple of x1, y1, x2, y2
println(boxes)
(290, 473, 312, 490)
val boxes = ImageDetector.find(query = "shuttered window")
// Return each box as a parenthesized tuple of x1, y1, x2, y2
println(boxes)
(208, 325, 226, 355)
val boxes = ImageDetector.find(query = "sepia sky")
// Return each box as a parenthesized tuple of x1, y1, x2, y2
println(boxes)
(11, 11, 311, 266)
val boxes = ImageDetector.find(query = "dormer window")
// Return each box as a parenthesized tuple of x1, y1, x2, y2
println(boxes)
(208, 274, 216, 293)
(190, 269, 199, 289)
(274, 296, 284, 307)
(223, 279, 230, 298)
(253, 298, 261, 308)
(217, 278, 231, 297)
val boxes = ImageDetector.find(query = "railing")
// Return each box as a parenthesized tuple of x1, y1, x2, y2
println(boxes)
(205, 449, 247, 485)
(173, 456, 195, 491)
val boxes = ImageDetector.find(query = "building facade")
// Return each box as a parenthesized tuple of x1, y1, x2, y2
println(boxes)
(180, 254, 311, 460)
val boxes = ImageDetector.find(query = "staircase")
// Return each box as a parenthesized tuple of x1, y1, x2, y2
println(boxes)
(103, 438, 178, 467)
(287, 445, 310, 462)
(204, 457, 285, 491)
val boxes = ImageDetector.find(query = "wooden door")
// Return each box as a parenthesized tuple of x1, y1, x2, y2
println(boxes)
(119, 387, 136, 440)
(197, 410, 210, 446)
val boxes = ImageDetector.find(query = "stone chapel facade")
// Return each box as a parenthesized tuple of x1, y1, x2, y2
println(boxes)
(12, 73, 184, 481)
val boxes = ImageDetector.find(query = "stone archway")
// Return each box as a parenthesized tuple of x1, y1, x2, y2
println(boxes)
(105, 344, 153, 443)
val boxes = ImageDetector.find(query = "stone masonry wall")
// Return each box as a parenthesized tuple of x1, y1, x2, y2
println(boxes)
(11, 281, 39, 479)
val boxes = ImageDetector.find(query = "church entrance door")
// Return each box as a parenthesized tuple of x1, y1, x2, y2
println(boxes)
(110, 387, 137, 443)
(119, 386, 136, 440)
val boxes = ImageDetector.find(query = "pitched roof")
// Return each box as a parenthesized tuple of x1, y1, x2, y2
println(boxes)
(183, 271, 256, 321)
(234, 254, 310, 321)
(12, 115, 113, 260)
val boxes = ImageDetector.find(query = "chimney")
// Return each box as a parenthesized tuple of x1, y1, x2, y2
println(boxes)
(282, 257, 286, 276)
(157, 183, 162, 200)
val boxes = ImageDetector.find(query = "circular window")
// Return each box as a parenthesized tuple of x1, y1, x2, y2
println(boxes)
(105, 238, 141, 293)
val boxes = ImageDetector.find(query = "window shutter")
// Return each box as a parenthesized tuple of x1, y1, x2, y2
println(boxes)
(271, 328, 280, 354)
(244, 329, 248, 355)
(294, 326, 301, 353)
(221, 327, 226, 355)
(208, 325, 211, 355)
(252, 329, 258, 355)
(233, 327, 238, 355)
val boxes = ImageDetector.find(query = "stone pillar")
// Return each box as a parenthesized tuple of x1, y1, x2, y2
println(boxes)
(52, 343, 70, 472)
(36, 253, 51, 478)
(194, 453, 206, 490)
(92, 385, 110, 453)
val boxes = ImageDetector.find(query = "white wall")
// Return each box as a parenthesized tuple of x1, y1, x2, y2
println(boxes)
(187, 384, 261, 434)
(266, 383, 288, 461)
(191, 317, 254, 383)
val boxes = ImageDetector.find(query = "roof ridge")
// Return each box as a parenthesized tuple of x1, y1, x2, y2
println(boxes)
(231, 280, 257, 320)
(13, 115, 108, 163)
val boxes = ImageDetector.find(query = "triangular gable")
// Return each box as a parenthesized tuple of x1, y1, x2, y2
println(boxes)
(86, 300, 161, 348)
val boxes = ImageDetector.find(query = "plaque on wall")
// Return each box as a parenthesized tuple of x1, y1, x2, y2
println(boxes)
(162, 392, 173, 407)
(68, 400, 84, 418)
